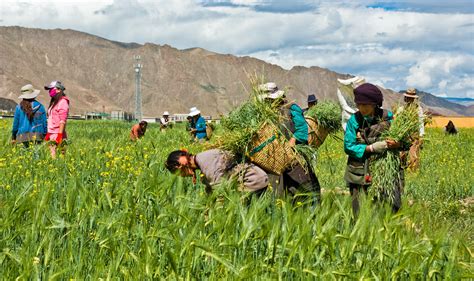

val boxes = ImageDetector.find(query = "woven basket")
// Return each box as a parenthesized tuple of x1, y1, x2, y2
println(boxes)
(306, 116, 329, 148)
(248, 122, 296, 175)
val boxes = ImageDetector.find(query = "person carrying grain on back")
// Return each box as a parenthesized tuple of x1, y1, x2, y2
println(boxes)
(259, 82, 321, 200)
(165, 149, 269, 194)
(189, 107, 207, 141)
(344, 83, 402, 217)
(304, 94, 318, 112)
(130, 120, 148, 141)
(44, 81, 70, 158)
(11, 84, 47, 147)
(398, 88, 425, 171)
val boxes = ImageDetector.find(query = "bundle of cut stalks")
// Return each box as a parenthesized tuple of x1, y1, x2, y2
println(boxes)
(215, 76, 280, 156)
(305, 101, 342, 134)
(212, 75, 318, 175)
(370, 103, 421, 201)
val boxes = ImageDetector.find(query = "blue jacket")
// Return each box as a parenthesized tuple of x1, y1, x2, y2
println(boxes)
(195, 116, 207, 139)
(12, 101, 47, 142)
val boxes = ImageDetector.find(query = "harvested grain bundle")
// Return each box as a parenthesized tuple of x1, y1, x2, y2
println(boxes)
(213, 76, 314, 175)
(370, 103, 421, 202)
(213, 75, 281, 155)
(305, 101, 342, 134)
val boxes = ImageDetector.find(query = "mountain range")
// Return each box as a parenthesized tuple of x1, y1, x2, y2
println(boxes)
(0, 26, 471, 117)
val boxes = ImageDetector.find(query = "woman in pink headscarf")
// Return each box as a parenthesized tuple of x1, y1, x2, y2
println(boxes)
(44, 81, 70, 158)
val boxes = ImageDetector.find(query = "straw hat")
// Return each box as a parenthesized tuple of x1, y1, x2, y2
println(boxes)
(189, 107, 201, 117)
(18, 84, 40, 99)
(404, 88, 418, 98)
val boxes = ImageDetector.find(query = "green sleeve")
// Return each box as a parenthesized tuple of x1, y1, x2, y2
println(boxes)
(290, 104, 308, 143)
(344, 114, 367, 160)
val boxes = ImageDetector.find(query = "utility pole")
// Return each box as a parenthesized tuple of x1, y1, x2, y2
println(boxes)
(134, 55, 143, 121)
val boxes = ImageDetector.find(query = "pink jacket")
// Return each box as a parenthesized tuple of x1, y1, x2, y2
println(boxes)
(47, 96, 70, 133)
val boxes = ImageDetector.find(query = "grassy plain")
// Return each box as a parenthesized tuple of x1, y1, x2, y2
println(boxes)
(0, 120, 472, 279)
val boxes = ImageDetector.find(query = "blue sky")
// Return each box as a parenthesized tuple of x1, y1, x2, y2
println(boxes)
(1, 0, 473, 98)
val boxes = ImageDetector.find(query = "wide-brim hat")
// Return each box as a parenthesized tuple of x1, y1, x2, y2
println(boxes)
(163, 111, 169, 116)
(264, 90, 285, 100)
(189, 107, 201, 117)
(404, 88, 419, 98)
(258, 82, 278, 93)
(18, 84, 40, 99)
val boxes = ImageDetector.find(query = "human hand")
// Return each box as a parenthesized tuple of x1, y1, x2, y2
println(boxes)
(288, 138, 296, 147)
(11, 139, 16, 145)
(56, 133, 63, 144)
(44, 133, 50, 141)
(386, 139, 400, 149)
(369, 141, 388, 153)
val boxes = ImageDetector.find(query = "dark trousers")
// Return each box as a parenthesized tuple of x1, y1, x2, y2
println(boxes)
(270, 162, 321, 203)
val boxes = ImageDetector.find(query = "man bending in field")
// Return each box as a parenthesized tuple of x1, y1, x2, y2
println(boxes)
(165, 149, 269, 194)
(130, 121, 148, 141)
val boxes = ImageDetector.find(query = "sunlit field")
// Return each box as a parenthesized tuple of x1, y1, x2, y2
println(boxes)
(0, 120, 472, 279)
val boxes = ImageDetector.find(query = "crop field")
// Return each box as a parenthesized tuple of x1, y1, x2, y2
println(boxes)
(0, 120, 472, 279)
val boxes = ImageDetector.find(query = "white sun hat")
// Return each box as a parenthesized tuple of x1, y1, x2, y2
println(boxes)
(189, 107, 201, 117)
(163, 111, 169, 116)
(18, 84, 40, 99)
(258, 82, 285, 100)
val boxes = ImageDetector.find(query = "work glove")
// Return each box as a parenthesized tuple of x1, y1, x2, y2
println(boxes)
(56, 133, 63, 145)
(44, 133, 50, 141)
(369, 141, 388, 154)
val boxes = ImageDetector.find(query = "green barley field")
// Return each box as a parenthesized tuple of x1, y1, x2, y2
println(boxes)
(0, 120, 472, 279)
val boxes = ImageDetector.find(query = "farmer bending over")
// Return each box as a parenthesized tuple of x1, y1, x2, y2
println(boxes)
(344, 83, 401, 217)
(130, 120, 147, 141)
(165, 149, 268, 194)
(445, 120, 458, 135)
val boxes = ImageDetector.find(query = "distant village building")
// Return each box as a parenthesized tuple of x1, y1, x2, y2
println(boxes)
(85, 112, 109, 120)
(142, 117, 159, 123)
(172, 113, 213, 122)
(110, 111, 134, 121)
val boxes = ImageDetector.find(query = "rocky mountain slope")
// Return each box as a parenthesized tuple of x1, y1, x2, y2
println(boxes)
(0, 26, 469, 117)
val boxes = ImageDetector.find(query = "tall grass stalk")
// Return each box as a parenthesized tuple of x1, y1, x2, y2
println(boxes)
(370, 103, 421, 201)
